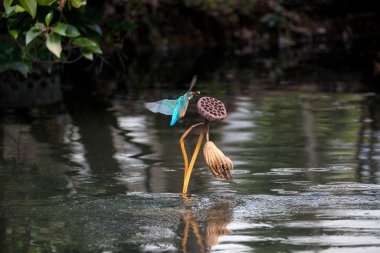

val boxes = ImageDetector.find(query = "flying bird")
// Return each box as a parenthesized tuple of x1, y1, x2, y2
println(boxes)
(145, 76, 199, 126)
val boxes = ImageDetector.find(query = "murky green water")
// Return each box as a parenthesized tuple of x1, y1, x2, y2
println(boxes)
(1, 84, 380, 252)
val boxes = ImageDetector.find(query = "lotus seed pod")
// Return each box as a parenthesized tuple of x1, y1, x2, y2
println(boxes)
(203, 141, 233, 179)
(197, 97, 227, 121)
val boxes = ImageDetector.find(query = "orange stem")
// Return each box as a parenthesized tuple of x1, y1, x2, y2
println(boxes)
(180, 122, 204, 177)
(182, 126, 205, 194)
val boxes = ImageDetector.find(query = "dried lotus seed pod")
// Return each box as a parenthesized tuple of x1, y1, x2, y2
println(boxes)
(197, 97, 227, 121)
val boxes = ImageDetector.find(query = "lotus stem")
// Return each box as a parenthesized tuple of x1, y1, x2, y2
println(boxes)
(205, 122, 209, 141)
(181, 124, 205, 194)
(180, 122, 204, 178)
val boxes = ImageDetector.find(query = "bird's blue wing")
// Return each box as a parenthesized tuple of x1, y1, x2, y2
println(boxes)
(144, 99, 177, 115)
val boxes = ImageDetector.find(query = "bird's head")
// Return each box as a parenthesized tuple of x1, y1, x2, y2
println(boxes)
(189, 91, 200, 100)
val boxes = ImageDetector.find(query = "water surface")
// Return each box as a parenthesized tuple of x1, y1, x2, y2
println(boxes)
(1, 84, 380, 252)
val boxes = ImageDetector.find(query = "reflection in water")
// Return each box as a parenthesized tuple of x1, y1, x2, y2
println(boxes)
(2, 124, 37, 165)
(62, 122, 92, 195)
(356, 96, 380, 183)
(112, 115, 168, 192)
(205, 203, 233, 248)
(302, 101, 317, 168)
(181, 211, 206, 253)
(1, 111, 75, 198)
(180, 197, 234, 253)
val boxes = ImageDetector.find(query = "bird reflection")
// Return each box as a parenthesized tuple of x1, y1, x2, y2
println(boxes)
(180, 197, 234, 253)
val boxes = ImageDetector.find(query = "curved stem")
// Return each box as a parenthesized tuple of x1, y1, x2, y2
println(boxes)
(182, 126, 205, 194)
(180, 122, 204, 177)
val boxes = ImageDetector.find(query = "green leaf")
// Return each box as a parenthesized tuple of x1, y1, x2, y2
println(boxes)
(3, 0, 14, 11)
(11, 62, 30, 77)
(51, 23, 66, 36)
(13, 4, 25, 13)
(73, 37, 102, 54)
(25, 23, 43, 45)
(70, 0, 86, 8)
(65, 24, 80, 37)
(87, 24, 102, 35)
(45, 11, 53, 26)
(9, 29, 18, 39)
(81, 49, 93, 60)
(52, 23, 80, 37)
(37, 0, 56, 5)
(5, 5, 16, 15)
(46, 33, 62, 58)
(5, 4, 25, 15)
(6, 17, 16, 28)
(19, 0, 37, 19)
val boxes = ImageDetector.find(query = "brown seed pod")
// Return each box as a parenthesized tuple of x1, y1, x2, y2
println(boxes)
(203, 141, 233, 179)
(197, 97, 227, 121)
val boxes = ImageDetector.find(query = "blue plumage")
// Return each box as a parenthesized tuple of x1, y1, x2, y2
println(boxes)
(144, 76, 199, 126)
